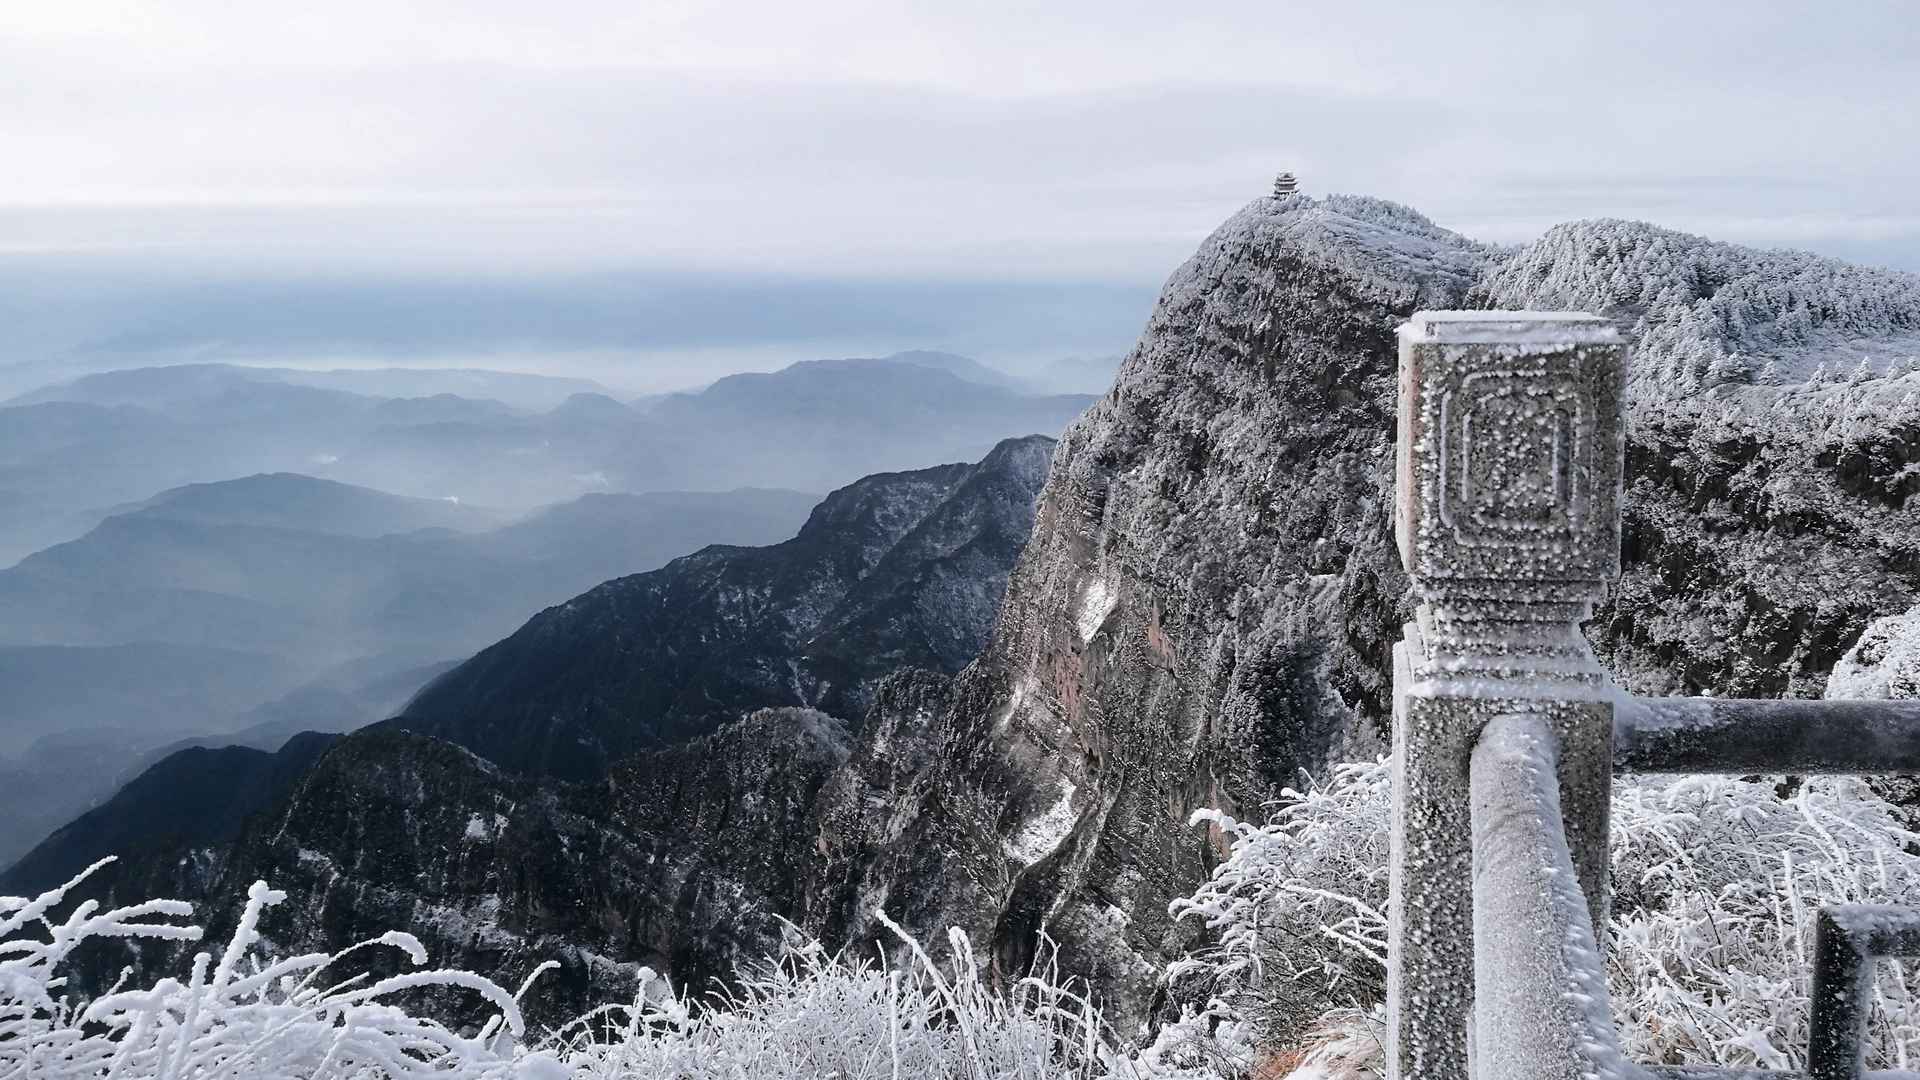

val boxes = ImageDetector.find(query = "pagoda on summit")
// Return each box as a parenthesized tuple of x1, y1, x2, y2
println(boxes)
(1273, 172, 1299, 196)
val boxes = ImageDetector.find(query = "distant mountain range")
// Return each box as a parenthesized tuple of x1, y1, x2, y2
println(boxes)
(0, 349, 1094, 866)
(0, 472, 819, 865)
(7, 363, 609, 412)
(0, 351, 1092, 564)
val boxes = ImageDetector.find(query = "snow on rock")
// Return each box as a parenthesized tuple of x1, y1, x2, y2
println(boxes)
(1828, 603, 1920, 701)
(1005, 779, 1079, 865)
(1076, 579, 1117, 643)
(810, 191, 1920, 1032)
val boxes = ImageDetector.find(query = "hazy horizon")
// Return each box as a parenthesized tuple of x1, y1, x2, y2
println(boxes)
(0, 260, 1152, 398)
(5, 1, 1917, 394)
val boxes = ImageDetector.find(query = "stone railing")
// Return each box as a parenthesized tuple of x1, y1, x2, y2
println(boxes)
(1387, 312, 1920, 1080)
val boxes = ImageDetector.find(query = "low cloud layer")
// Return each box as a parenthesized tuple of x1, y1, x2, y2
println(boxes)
(4, 0, 1914, 274)
(0, 1, 1913, 391)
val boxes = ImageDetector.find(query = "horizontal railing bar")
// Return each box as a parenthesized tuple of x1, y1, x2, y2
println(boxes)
(1615, 698, 1920, 775)
(1643, 1060, 1804, 1068)
(1643, 1060, 1920, 1068)
(1646, 1070, 1920, 1080)
(1471, 712, 1633, 1080)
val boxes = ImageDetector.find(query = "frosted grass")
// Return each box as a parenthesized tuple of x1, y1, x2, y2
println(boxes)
(0, 862, 1201, 1080)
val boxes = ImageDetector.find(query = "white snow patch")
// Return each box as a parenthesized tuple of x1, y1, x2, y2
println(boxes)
(1828, 604, 1920, 701)
(992, 676, 1035, 735)
(464, 814, 489, 840)
(1005, 779, 1078, 865)
(1076, 579, 1117, 643)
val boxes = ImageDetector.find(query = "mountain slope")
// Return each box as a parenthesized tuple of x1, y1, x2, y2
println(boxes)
(803, 194, 1920, 1026)
(398, 435, 1056, 779)
(0, 732, 341, 899)
(7, 440, 1059, 1022)
(1475, 218, 1920, 389)
(2, 711, 854, 1030)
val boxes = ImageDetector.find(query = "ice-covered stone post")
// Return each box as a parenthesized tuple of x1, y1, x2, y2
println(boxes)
(1387, 312, 1625, 1080)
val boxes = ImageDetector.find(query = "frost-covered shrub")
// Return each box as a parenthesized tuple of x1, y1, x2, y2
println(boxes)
(1167, 763, 1388, 1053)
(1610, 774, 1920, 1069)
(550, 914, 1156, 1080)
(1830, 604, 1920, 701)
(2, 861, 1214, 1080)
(0, 858, 549, 1079)
(1171, 761, 1920, 1076)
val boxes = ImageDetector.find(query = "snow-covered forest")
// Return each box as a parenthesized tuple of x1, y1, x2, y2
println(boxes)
(1476, 219, 1920, 390)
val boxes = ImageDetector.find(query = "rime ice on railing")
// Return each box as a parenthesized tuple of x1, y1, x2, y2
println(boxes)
(1388, 311, 1625, 1080)
(1388, 312, 1920, 1080)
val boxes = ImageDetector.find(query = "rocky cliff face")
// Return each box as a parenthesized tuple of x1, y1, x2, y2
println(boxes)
(802, 195, 1920, 1025)
(399, 435, 1055, 780)
(18, 712, 855, 1031)
(805, 195, 1495, 1021)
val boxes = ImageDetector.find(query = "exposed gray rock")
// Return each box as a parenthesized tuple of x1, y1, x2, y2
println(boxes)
(804, 194, 1920, 1028)
(806, 195, 1495, 1023)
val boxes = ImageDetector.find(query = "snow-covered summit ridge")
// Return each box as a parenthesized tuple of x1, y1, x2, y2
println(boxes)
(1477, 217, 1920, 388)
(1188, 197, 1919, 393)
(1203, 192, 1495, 300)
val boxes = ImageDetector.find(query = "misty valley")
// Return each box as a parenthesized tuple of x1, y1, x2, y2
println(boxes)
(0, 350, 1093, 868)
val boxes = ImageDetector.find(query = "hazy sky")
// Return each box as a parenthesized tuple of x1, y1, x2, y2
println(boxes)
(2, 0, 1916, 383)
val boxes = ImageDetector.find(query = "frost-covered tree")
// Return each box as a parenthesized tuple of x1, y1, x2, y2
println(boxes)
(1474, 218, 1920, 395)
(1169, 764, 1920, 1077)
